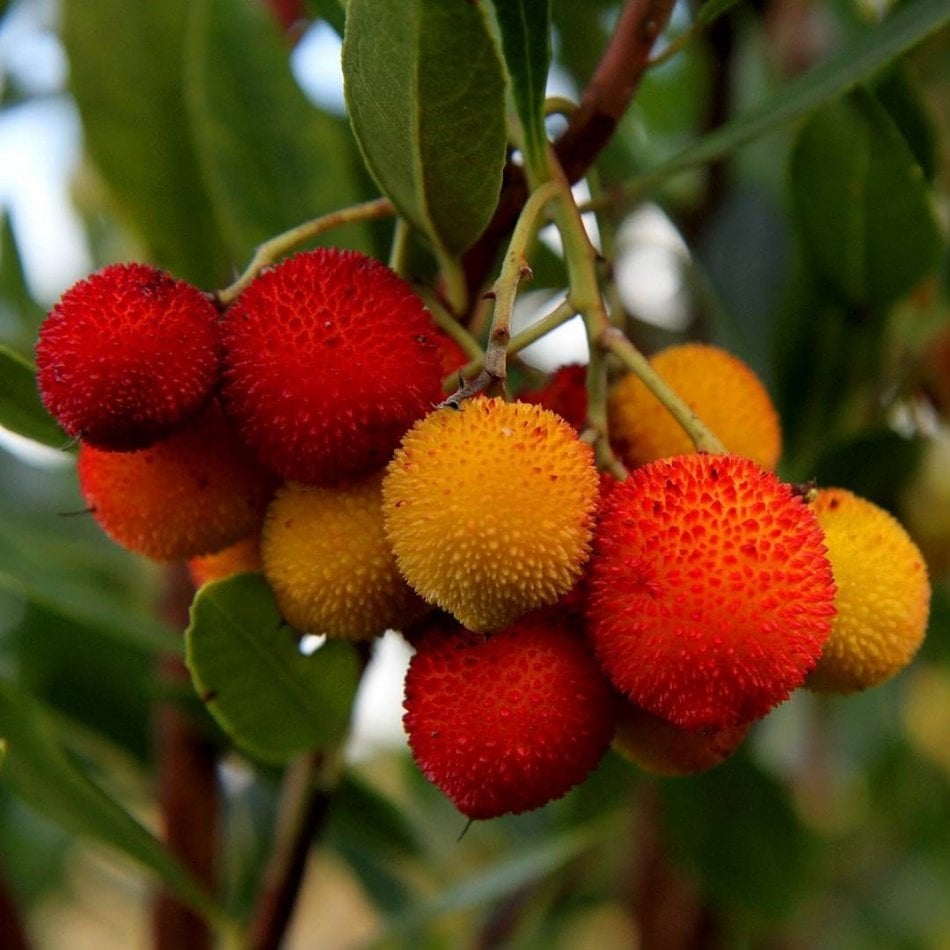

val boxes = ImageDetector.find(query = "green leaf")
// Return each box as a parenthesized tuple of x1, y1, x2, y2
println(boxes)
(0, 739, 6, 771)
(342, 0, 507, 256)
(0, 216, 46, 353)
(635, 0, 950, 192)
(697, 0, 744, 27)
(660, 754, 816, 921)
(790, 89, 942, 309)
(874, 65, 939, 182)
(0, 346, 67, 449)
(492, 0, 552, 184)
(62, 0, 229, 286)
(184, 0, 372, 266)
(185, 573, 360, 763)
(0, 678, 228, 926)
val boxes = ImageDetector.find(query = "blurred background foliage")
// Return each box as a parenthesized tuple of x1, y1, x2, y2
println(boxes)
(0, 0, 947, 946)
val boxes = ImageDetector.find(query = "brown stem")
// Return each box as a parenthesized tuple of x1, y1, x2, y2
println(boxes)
(152, 564, 219, 950)
(461, 0, 677, 301)
(0, 868, 30, 950)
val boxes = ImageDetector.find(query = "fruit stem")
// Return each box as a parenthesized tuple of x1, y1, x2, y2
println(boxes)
(415, 286, 485, 363)
(388, 216, 412, 278)
(441, 180, 560, 407)
(216, 197, 395, 306)
(601, 327, 728, 454)
(546, 155, 727, 457)
(442, 297, 579, 393)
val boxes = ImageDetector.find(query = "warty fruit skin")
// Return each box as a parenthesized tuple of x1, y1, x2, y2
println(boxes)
(261, 473, 426, 640)
(188, 534, 262, 587)
(36, 262, 221, 451)
(383, 397, 600, 631)
(807, 488, 930, 694)
(78, 403, 276, 561)
(586, 454, 836, 730)
(608, 343, 782, 470)
(403, 613, 617, 819)
(219, 248, 444, 485)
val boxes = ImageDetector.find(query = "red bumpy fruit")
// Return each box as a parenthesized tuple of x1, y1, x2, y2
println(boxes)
(403, 614, 617, 820)
(36, 263, 220, 450)
(586, 454, 836, 730)
(219, 248, 445, 484)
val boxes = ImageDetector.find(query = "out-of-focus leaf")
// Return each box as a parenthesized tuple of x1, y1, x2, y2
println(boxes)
(0, 739, 5, 771)
(790, 90, 941, 309)
(184, 0, 371, 266)
(326, 772, 423, 858)
(0, 217, 46, 353)
(304, 0, 344, 35)
(0, 347, 67, 449)
(375, 820, 611, 941)
(14, 603, 152, 761)
(335, 842, 414, 916)
(0, 678, 228, 925)
(874, 65, 939, 182)
(492, 0, 552, 183)
(697, 0, 744, 27)
(813, 429, 926, 514)
(185, 573, 360, 763)
(635, 0, 950, 192)
(342, 0, 507, 256)
(660, 753, 816, 920)
(62, 0, 229, 286)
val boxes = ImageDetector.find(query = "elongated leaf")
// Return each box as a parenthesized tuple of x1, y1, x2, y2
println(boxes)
(343, 0, 507, 255)
(184, 0, 371, 266)
(62, 0, 229, 286)
(185, 573, 360, 763)
(661, 754, 816, 920)
(0, 678, 227, 926)
(0, 216, 46, 353)
(634, 0, 950, 191)
(493, 0, 552, 183)
(0, 739, 5, 771)
(0, 346, 67, 449)
(790, 90, 941, 308)
(697, 0, 744, 26)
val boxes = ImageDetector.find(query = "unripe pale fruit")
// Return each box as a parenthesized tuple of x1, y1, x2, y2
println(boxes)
(188, 534, 262, 587)
(403, 614, 617, 819)
(36, 263, 220, 450)
(383, 397, 600, 631)
(262, 473, 426, 639)
(612, 701, 749, 776)
(78, 404, 275, 561)
(608, 343, 782, 469)
(807, 488, 930, 693)
(586, 454, 836, 730)
(220, 248, 444, 484)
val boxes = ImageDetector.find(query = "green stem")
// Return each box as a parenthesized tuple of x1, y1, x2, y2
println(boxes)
(216, 198, 395, 305)
(442, 181, 561, 406)
(388, 217, 412, 277)
(415, 287, 484, 362)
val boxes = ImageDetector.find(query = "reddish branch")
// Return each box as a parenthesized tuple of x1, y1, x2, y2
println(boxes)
(462, 0, 678, 301)
(152, 565, 219, 950)
(0, 869, 29, 950)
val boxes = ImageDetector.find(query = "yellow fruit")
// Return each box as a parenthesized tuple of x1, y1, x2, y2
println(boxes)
(608, 343, 782, 469)
(262, 473, 425, 640)
(807, 488, 930, 693)
(382, 397, 599, 631)
(613, 701, 749, 777)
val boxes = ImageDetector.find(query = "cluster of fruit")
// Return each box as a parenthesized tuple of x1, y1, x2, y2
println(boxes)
(35, 249, 931, 820)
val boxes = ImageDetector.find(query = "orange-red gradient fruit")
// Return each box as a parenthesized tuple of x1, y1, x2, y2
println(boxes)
(220, 249, 445, 484)
(403, 614, 617, 819)
(383, 398, 600, 631)
(188, 534, 262, 587)
(613, 701, 749, 776)
(36, 263, 220, 450)
(519, 363, 589, 431)
(78, 405, 275, 561)
(608, 343, 782, 469)
(586, 454, 836, 730)
(261, 474, 426, 640)
(807, 488, 930, 693)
